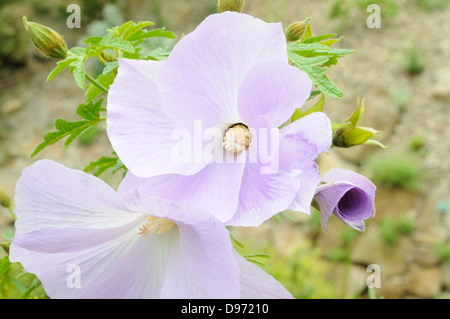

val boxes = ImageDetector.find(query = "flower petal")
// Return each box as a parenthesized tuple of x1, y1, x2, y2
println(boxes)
(159, 11, 288, 129)
(107, 59, 210, 178)
(280, 112, 332, 156)
(238, 61, 312, 128)
(12, 159, 141, 234)
(233, 251, 293, 299)
(322, 168, 376, 204)
(280, 112, 332, 215)
(287, 162, 321, 214)
(314, 182, 354, 232)
(10, 160, 241, 298)
(118, 159, 246, 224)
(121, 191, 241, 298)
(225, 134, 302, 227)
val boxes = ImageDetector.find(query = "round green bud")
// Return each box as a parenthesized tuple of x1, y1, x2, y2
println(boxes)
(23, 16, 68, 60)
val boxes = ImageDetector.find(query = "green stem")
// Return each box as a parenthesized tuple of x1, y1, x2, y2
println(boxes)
(85, 73, 108, 94)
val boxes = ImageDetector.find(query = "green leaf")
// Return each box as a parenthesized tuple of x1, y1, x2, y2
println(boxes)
(98, 33, 135, 53)
(346, 98, 365, 127)
(76, 99, 103, 121)
(85, 71, 116, 99)
(102, 61, 119, 75)
(289, 51, 343, 99)
(320, 37, 343, 47)
(301, 21, 312, 40)
(46, 58, 75, 82)
(0, 256, 11, 277)
(307, 89, 322, 101)
(113, 20, 154, 40)
(292, 93, 326, 123)
(364, 139, 388, 148)
(128, 28, 175, 41)
(64, 47, 88, 90)
(84, 156, 118, 177)
(301, 33, 337, 44)
(83, 36, 103, 45)
(146, 47, 170, 61)
(0, 242, 10, 255)
(304, 93, 325, 117)
(345, 127, 377, 145)
(287, 42, 330, 55)
(31, 100, 105, 157)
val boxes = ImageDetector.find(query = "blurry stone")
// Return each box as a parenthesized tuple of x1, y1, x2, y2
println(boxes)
(412, 232, 442, 266)
(0, 142, 10, 167)
(417, 186, 446, 232)
(407, 266, 443, 298)
(1, 98, 24, 115)
(373, 188, 418, 220)
(377, 275, 408, 299)
(272, 222, 308, 256)
(346, 265, 369, 298)
(432, 69, 450, 101)
(351, 228, 414, 277)
(443, 261, 450, 290)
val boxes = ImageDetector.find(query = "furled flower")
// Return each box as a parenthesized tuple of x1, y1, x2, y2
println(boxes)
(314, 168, 376, 232)
(107, 12, 332, 227)
(9, 160, 292, 299)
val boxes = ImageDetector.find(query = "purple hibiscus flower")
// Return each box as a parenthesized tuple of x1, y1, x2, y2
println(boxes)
(314, 168, 376, 232)
(107, 12, 332, 226)
(9, 160, 292, 299)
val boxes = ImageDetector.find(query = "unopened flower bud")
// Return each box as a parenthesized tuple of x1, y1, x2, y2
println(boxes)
(332, 125, 380, 148)
(332, 98, 384, 148)
(99, 50, 115, 63)
(0, 188, 11, 209)
(217, 0, 244, 13)
(23, 16, 68, 59)
(285, 17, 311, 42)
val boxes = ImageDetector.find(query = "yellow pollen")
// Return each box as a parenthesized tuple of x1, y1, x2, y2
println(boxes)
(138, 216, 175, 236)
(222, 123, 251, 154)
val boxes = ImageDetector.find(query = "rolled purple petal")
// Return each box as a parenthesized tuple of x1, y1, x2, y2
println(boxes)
(314, 168, 376, 232)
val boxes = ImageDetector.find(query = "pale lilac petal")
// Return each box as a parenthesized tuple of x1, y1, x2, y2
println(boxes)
(287, 162, 321, 214)
(107, 59, 210, 178)
(12, 159, 142, 234)
(278, 113, 332, 215)
(10, 223, 148, 298)
(238, 61, 312, 128)
(233, 251, 293, 299)
(159, 11, 288, 129)
(118, 159, 246, 225)
(226, 136, 302, 227)
(122, 191, 241, 298)
(280, 112, 332, 156)
(10, 160, 241, 298)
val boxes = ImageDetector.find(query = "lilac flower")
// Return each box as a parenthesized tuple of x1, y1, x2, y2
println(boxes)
(9, 160, 292, 299)
(314, 168, 376, 232)
(107, 12, 332, 227)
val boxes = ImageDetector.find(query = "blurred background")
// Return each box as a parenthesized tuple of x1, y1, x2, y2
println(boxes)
(0, 0, 449, 299)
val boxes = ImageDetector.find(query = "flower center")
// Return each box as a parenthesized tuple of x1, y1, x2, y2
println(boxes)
(138, 216, 175, 236)
(222, 123, 252, 154)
